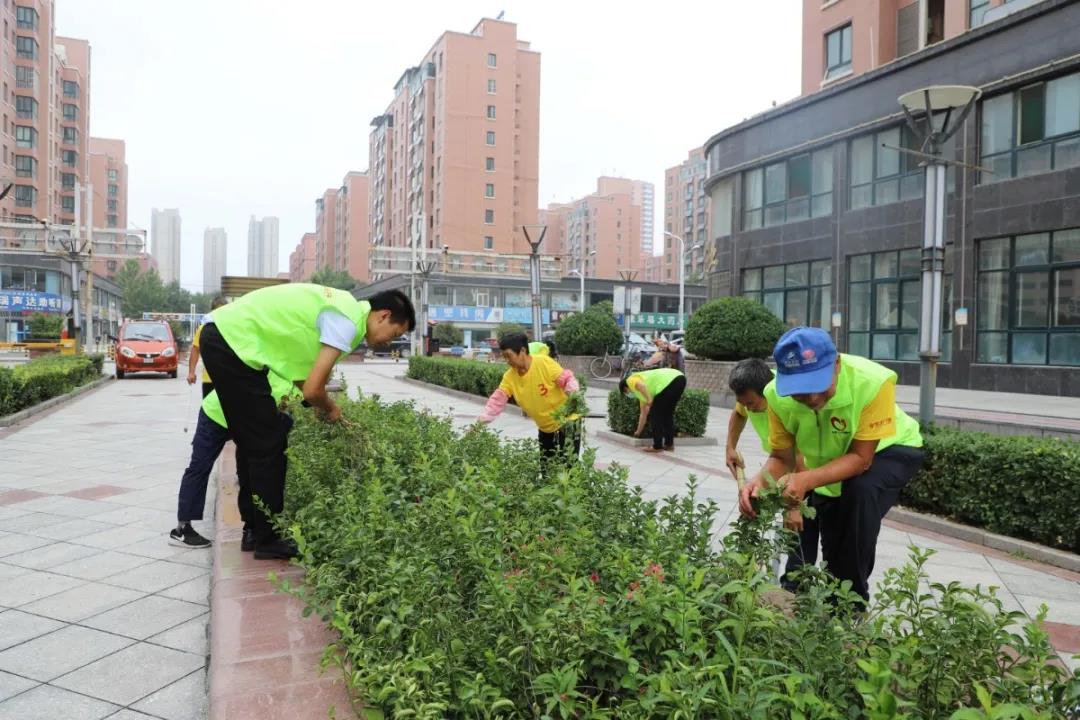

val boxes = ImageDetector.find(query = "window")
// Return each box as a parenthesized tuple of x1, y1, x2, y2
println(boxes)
(824, 24, 852, 80)
(16, 6, 38, 30)
(486, 104, 496, 120)
(484, 235, 494, 250)
(108, 214, 118, 227)
(107, 199, 117, 211)
(486, 130, 495, 146)
(62, 150, 77, 167)
(15, 36, 37, 59)
(847, 249, 949, 361)
(108, 169, 118, 181)
(981, 71, 1080, 182)
(13, 184, 36, 207)
(743, 261, 831, 329)
(487, 52, 497, 67)
(108, 183, 118, 197)
(62, 126, 77, 145)
(484, 183, 494, 198)
(484, 209, 494, 224)
(485, 156, 495, 172)
(14, 155, 35, 178)
(63, 103, 77, 121)
(742, 149, 832, 229)
(976, 230, 1080, 366)
(850, 126, 924, 208)
(488, 78, 496, 94)
(970, 0, 991, 28)
(14, 125, 35, 148)
(15, 66, 35, 89)
(61, 173, 75, 189)
(61, 195, 74, 212)
(14, 95, 35, 119)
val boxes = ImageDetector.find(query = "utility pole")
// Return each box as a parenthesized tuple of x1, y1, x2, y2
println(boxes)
(522, 225, 547, 341)
(617, 268, 638, 359)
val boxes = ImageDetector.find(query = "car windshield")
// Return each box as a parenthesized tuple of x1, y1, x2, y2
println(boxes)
(122, 323, 170, 341)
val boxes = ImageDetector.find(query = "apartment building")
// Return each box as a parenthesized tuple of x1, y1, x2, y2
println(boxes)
(247, 215, 279, 278)
(203, 227, 227, 293)
(88, 137, 127, 228)
(288, 232, 316, 282)
(151, 208, 181, 284)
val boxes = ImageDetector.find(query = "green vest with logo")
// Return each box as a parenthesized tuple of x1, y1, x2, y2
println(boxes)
(202, 371, 300, 429)
(211, 284, 370, 382)
(528, 341, 550, 357)
(764, 354, 922, 498)
(628, 368, 683, 404)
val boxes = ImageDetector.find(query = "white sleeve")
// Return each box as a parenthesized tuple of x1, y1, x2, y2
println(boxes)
(315, 310, 358, 353)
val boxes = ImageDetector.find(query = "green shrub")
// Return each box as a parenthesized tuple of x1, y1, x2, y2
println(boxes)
(278, 396, 1079, 719)
(685, 296, 786, 360)
(0, 354, 102, 417)
(26, 313, 63, 340)
(607, 387, 709, 437)
(407, 355, 585, 398)
(494, 321, 528, 339)
(432, 321, 464, 347)
(554, 303, 623, 356)
(904, 427, 1080, 552)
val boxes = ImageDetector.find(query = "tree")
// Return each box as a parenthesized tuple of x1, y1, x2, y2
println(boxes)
(432, 322, 464, 346)
(113, 260, 207, 319)
(554, 304, 623, 356)
(684, 296, 786, 360)
(310, 267, 359, 291)
(494, 322, 528, 340)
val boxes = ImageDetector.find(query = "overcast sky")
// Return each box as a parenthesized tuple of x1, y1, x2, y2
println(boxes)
(59, 1, 802, 292)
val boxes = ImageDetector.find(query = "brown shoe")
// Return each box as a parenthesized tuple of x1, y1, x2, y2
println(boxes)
(643, 447, 663, 454)
(663, 444, 675, 451)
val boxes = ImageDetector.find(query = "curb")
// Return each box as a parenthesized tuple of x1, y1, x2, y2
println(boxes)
(887, 506, 1080, 574)
(0, 374, 113, 428)
(399, 376, 605, 419)
(595, 430, 718, 447)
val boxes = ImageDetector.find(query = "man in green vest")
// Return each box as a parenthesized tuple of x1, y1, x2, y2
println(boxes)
(738, 327, 924, 604)
(199, 285, 415, 559)
(726, 358, 819, 592)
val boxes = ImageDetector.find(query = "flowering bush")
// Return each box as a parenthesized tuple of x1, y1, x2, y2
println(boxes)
(279, 395, 1079, 719)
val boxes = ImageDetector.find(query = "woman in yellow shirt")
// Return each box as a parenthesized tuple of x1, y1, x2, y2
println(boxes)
(478, 332, 582, 472)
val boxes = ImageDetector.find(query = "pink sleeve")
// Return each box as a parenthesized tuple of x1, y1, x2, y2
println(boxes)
(478, 389, 510, 423)
(556, 369, 579, 393)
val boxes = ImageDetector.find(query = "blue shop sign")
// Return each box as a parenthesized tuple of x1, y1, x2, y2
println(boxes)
(429, 305, 551, 324)
(0, 290, 64, 314)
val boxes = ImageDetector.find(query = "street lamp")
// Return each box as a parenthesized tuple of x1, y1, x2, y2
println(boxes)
(897, 85, 981, 427)
(416, 245, 449, 356)
(522, 225, 547, 341)
(568, 249, 596, 312)
(664, 231, 706, 332)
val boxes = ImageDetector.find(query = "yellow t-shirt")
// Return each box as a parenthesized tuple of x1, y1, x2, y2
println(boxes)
(767, 380, 899, 451)
(498, 354, 572, 433)
(194, 324, 211, 384)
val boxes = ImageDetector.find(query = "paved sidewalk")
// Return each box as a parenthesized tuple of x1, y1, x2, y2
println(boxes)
(345, 362, 1080, 672)
(0, 371, 211, 720)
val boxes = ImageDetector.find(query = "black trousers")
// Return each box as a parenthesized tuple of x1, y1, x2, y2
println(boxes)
(538, 421, 581, 475)
(647, 376, 687, 449)
(201, 382, 214, 399)
(815, 445, 925, 603)
(198, 323, 287, 545)
(177, 409, 229, 523)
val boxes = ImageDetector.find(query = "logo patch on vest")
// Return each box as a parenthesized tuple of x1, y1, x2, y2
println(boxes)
(830, 416, 848, 432)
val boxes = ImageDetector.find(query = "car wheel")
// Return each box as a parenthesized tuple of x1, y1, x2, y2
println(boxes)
(116, 369, 125, 379)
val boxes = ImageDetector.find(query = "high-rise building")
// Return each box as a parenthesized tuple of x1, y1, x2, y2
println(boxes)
(151, 209, 181, 284)
(540, 178, 644, 280)
(800, 0, 1043, 96)
(289, 232, 317, 281)
(88, 138, 128, 229)
(596, 177, 654, 265)
(368, 17, 540, 257)
(314, 190, 338, 272)
(246, 215, 280, 277)
(336, 172, 370, 282)
(662, 148, 711, 283)
(54, 37, 91, 227)
(203, 228, 227, 293)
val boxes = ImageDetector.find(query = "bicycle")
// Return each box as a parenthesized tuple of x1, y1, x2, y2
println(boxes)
(589, 349, 649, 380)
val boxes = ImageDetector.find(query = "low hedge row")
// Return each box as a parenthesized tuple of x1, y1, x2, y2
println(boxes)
(606, 388, 710, 438)
(406, 355, 586, 398)
(906, 427, 1080, 553)
(0, 353, 103, 417)
(279, 396, 1079, 718)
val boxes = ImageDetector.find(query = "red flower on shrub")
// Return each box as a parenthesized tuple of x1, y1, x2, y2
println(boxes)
(589, 572, 600, 584)
(596, 596, 606, 606)
(644, 562, 665, 583)
(628, 581, 640, 591)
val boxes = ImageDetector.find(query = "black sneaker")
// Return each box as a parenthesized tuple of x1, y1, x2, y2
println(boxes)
(241, 528, 255, 552)
(169, 525, 212, 549)
(253, 538, 298, 560)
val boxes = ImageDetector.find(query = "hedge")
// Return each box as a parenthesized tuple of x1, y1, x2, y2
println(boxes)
(606, 387, 709, 438)
(0, 353, 104, 417)
(904, 427, 1080, 553)
(406, 355, 586, 398)
(684, 296, 785, 361)
(277, 395, 1079, 718)
(553, 302, 623, 356)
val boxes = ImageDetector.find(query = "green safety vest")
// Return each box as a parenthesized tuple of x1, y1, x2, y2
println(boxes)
(202, 371, 300, 429)
(765, 354, 922, 498)
(211, 284, 370, 382)
(744, 377, 775, 452)
(627, 368, 683, 404)
(528, 341, 549, 357)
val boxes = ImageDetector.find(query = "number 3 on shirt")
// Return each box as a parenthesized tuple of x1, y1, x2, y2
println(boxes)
(537, 383, 548, 396)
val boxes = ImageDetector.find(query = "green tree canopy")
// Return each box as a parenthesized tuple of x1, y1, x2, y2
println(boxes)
(310, 267, 359, 291)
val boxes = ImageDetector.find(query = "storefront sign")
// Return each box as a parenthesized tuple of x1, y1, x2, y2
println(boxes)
(615, 312, 686, 329)
(0, 290, 64, 313)
(429, 305, 552, 324)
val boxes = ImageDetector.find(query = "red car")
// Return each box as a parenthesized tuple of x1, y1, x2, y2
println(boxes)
(115, 320, 178, 379)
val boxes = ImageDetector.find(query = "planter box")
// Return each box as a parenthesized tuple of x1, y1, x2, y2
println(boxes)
(595, 430, 718, 447)
(561, 355, 745, 407)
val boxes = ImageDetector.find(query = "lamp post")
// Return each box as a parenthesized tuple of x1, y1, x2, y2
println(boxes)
(617, 268, 638, 357)
(416, 244, 449, 356)
(897, 85, 981, 427)
(664, 232, 705, 332)
(569, 249, 596, 312)
(522, 225, 547, 341)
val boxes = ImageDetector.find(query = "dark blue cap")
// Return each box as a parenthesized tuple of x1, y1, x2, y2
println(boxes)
(772, 327, 838, 396)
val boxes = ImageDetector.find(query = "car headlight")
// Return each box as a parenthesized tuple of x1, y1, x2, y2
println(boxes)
(119, 346, 136, 358)
(161, 347, 176, 357)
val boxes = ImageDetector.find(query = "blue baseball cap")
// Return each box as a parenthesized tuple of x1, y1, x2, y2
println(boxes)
(772, 327, 838, 396)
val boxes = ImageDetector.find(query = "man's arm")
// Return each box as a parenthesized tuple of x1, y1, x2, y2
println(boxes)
(186, 344, 200, 385)
(303, 345, 343, 422)
(725, 409, 748, 478)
